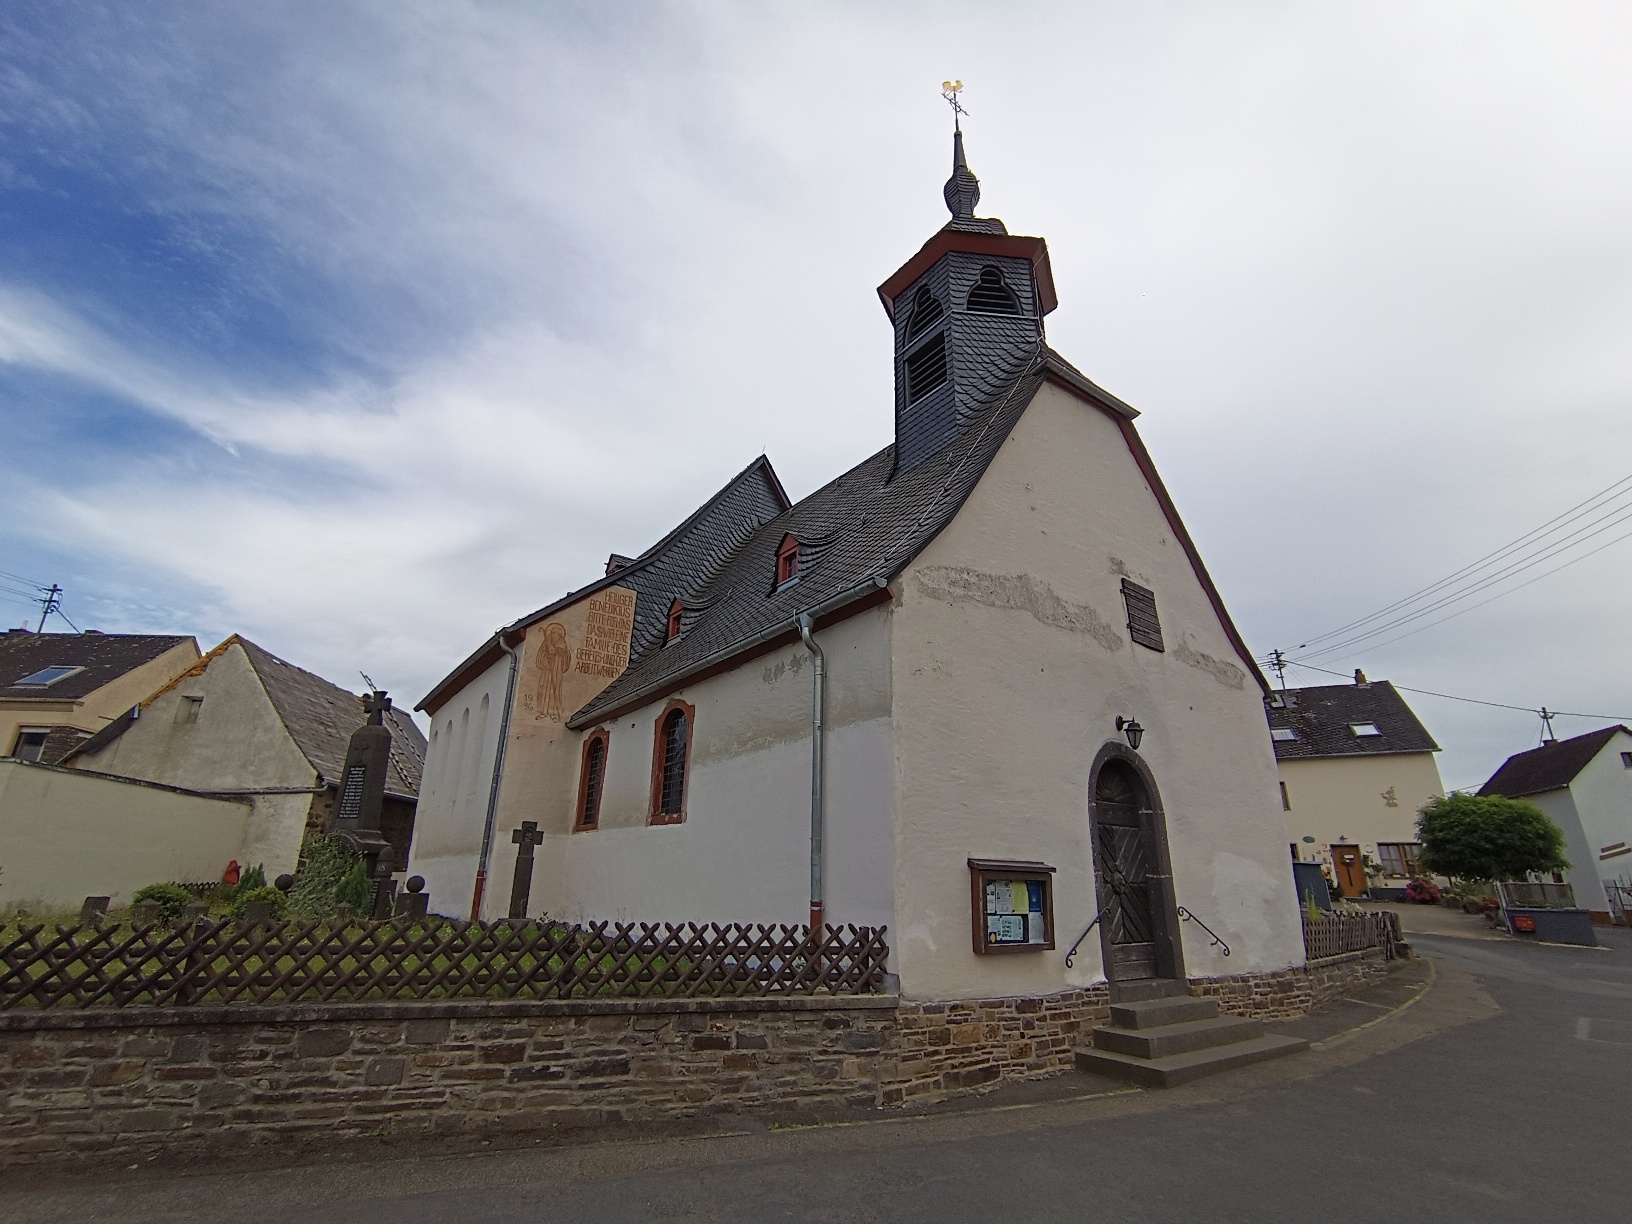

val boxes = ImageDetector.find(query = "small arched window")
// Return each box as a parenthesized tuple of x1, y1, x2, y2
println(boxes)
(649, 700, 693, 825)
(575, 729, 609, 830)
(966, 265, 1021, 314)
(666, 599, 684, 643)
(776, 534, 800, 587)
(906, 286, 944, 339)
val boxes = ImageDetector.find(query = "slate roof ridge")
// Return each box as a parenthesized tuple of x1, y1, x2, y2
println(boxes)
(1264, 680, 1440, 759)
(416, 455, 789, 714)
(1478, 724, 1631, 799)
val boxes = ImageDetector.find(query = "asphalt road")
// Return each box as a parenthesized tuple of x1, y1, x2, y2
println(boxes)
(7, 928, 1629, 1223)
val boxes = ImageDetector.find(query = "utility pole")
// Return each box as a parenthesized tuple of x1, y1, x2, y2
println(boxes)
(35, 585, 61, 633)
(1268, 648, 1289, 695)
(1539, 707, 1559, 744)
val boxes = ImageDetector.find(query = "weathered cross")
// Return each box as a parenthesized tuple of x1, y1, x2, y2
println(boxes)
(509, 821, 545, 920)
(363, 690, 392, 725)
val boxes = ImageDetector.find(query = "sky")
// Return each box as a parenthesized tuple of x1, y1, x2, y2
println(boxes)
(1, 1, 1629, 790)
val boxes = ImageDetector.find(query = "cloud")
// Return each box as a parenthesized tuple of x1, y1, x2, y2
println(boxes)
(1, 1, 1630, 785)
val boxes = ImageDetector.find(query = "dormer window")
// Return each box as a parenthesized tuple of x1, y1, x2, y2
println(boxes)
(966, 265, 1020, 314)
(776, 534, 800, 588)
(666, 599, 684, 643)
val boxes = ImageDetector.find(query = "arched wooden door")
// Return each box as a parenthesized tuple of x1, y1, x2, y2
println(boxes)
(1089, 753, 1183, 985)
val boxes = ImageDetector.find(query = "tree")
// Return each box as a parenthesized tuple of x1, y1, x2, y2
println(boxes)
(1417, 793, 1569, 882)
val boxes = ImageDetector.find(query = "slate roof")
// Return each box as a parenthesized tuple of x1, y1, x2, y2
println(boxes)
(418, 457, 790, 715)
(1265, 681, 1439, 760)
(0, 630, 195, 701)
(570, 350, 1114, 728)
(1478, 725, 1631, 799)
(236, 639, 426, 800)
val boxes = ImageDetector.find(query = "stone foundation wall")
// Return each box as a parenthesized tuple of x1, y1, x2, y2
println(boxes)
(888, 987, 1111, 1104)
(0, 996, 896, 1167)
(0, 953, 1403, 1167)
(1190, 947, 1397, 1019)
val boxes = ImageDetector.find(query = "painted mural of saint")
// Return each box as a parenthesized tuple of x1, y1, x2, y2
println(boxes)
(534, 622, 573, 722)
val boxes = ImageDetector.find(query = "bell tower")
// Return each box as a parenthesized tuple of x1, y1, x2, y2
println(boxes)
(877, 112, 1058, 476)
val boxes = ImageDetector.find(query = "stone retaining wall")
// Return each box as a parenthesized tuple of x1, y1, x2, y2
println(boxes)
(0, 951, 1402, 1167)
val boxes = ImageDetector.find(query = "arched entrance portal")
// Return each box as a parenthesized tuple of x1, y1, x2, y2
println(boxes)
(1088, 748, 1184, 988)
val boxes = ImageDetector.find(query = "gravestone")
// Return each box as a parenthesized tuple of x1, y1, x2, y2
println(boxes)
(179, 902, 209, 927)
(331, 690, 397, 916)
(241, 900, 273, 925)
(396, 875, 429, 920)
(371, 859, 398, 919)
(131, 901, 162, 927)
(509, 822, 545, 919)
(79, 896, 109, 925)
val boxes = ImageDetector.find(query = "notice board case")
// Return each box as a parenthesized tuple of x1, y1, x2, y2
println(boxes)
(968, 858, 1056, 954)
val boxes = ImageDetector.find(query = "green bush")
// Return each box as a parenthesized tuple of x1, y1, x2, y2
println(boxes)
(1418, 792, 1570, 882)
(227, 885, 288, 921)
(232, 864, 267, 898)
(334, 860, 373, 913)
(130, 883, 195, 923)
(287, 835, 362, 918)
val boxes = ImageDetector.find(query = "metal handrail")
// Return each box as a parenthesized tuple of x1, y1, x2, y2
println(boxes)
(1063, 905, 1110, 969)
(1176, 906, 1230, 956)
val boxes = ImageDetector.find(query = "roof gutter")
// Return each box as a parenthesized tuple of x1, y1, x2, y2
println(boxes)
(567, 575, 892, 731)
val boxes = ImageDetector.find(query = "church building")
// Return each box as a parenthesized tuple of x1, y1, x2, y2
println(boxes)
(408, 130, 1305, 1004)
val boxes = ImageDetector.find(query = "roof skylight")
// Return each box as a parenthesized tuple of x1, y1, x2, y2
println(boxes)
(14, 665, 84, 688)
(1270, 728, 1299, 742)
(1349, 723, 1383, 737)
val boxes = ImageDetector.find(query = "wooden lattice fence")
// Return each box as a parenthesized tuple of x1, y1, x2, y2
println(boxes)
(0, 918, 890, 1011)
(1302, 909, 1405, 962)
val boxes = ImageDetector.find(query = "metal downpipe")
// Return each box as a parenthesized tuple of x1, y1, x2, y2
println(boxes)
(470, 633, 521, 921)
(796, 613, 825, 934)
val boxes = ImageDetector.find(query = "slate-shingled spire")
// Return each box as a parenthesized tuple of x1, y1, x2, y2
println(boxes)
(875, 125, 1057, 475)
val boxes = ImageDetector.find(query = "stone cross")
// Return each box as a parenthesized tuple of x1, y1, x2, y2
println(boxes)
(509, 822, 545, 920)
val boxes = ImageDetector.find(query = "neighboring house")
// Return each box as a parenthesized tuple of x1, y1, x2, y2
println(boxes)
(410, 131, 1305, 1006)
(0, 630, 200, 764)
(1478, 725, 1632, 923)
(1267, 673, 1445, 898)
(64, 635, 426, 880)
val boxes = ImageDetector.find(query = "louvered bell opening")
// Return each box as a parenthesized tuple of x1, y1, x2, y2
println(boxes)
(1120, 578, 1165, 653)
(965, 266, 1021, 314)
(905, 332, 948, 402)
(906, 286, 944, 339)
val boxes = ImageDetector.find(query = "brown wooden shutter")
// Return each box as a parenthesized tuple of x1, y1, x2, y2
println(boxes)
(1121, 578, 1165, 652)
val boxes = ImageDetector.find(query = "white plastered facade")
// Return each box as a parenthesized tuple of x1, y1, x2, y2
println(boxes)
(1517, 728, 1632, 916)
(1277, 751, 1446, 878)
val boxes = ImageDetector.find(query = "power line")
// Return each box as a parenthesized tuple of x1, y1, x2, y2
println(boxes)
(1300, 520, 1632, 664)
(1293, 472, 1632, 653)
(1279, 658, 1632, 722)
(1295, 493, 1632, 661)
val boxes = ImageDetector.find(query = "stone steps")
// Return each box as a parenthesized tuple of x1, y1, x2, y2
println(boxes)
(1075, 981, 1308, 1088)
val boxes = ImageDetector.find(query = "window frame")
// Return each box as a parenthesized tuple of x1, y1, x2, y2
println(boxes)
(1270, 728, 1298, 743)
(10, 726, 51, 762)
(666, 599, 684, 644)
(648, 699, 695, 826)
(14, 665, 84, 689)
(1376, 842, 1424, 878)
(775, 534, 800, 588)
(1349, 722, 1383, 738)
(574, 728, 611, 831)
(968, 858, 1056, 955)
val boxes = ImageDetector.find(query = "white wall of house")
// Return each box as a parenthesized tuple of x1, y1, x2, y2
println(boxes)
(406, 654, 511, 918)
(1521, 788, 1610, 914)
(1567, 728, 1632, 893)
(891, 380, 1304, 1001)
(0, 759, 250, 909)
(71, 643, 316, 878)
(533, 606, 897, 935)
(1277, 752, 1445, 877)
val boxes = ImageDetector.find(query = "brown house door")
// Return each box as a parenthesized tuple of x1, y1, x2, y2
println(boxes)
(1331, 845, 1366, 898)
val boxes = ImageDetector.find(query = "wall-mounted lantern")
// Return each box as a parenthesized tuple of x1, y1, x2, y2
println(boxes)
(1115, 716, 1145, 751)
